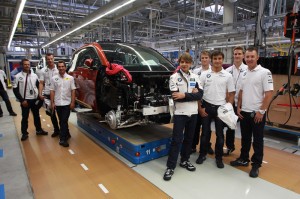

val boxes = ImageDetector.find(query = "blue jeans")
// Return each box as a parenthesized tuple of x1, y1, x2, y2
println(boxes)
(166, 114, 197, 169)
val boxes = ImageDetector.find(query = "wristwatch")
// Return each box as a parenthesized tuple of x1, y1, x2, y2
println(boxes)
(258, 109, 266, 114)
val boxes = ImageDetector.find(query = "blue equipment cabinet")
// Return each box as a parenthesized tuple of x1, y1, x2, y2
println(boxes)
(77, 112, 172, 164)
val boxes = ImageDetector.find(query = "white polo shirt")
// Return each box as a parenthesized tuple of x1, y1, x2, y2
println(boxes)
(200, 68, 235, 105)
(240, 64, 274, 112)
(192, 65, 211, 77)
(50, 73, 76, 106)
(170, 69, 202, 116)
(0, 70, 7, 91)
(226, 63, 248, 106)
(40, 65, 59, 95)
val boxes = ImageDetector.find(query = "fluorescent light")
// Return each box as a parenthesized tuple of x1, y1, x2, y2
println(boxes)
(8, 0, 27, 48)
(42, 0, 136, 48)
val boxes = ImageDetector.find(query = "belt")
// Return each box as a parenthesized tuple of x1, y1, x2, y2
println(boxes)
(202, 100, 220, 108)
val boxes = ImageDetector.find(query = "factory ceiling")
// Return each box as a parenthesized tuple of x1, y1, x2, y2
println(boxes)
(0, 0, 295, 52)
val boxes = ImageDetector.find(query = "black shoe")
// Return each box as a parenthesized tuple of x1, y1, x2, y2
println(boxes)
(216, 159, 224, 169)
(230, 158, 249, 167)
(21, 134, 28, 141)
(208, 146, 214, 155)
(66, 133, 71, 140)
(0, 113, 3, 117)
(36, 130, 48, 135)
(179, 161, 196, 171)
(196, 156, 206, 164)
(249, 167, 259, 178)
(51, 131, 60, 137)
(59, 139, 69, 147)
(225, 148, 235, 156)
(9, 112, 17, 116)
(163, 168, 174, 181)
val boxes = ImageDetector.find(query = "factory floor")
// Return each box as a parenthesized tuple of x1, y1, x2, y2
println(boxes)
(1, 89, 300, 199)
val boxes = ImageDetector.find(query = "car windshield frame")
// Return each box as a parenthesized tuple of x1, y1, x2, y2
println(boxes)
(99, 42, 175, 72)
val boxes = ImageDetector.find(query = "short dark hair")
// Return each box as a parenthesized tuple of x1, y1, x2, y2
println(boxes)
(211, 50, 224, 59)
(57, 60, 66, 67)
(46, 53, 54, 57)
(246, 46, 258, 54)
(178, 52, 193, 63)
(21, 58, 30, 65)
(233, 46, 244, 53)
(201, 50, 211, 57)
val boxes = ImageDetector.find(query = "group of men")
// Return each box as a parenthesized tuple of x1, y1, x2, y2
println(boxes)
(164, 46, 274, 181)
(0, 53, 76, 147)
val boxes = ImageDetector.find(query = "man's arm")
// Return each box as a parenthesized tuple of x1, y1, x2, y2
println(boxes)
(39, 80, 45, 100)
(260, 90, 273, 110)
(70, 89, 76, 110)
(50, 90, 55, 110)
(237, 90, 243, 119)
(227, 91, 235, 105)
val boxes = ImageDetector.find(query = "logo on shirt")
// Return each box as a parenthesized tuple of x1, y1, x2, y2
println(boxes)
(206, 74, 211, 78)
(178, 78, 182, 82)
(19, 77, 23, 80)
(55, 78, 59, 81)
(190, 78, 195, 81)
(45, 69, 48, 72)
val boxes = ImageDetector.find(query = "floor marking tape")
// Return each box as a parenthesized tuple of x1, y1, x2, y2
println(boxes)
(98, 184, 109, 194)
(0, 149, 3, 158)
(80, 163, 88, 171)
(263, 160, 268, 164)
(68, 149, 75, 155)
(0, 184, 5, 199)
(47, 124, 51, 127)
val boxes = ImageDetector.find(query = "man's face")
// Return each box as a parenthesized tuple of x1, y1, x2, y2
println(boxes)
(57, 63, 66, 75)
(233, 49, 244, 65)
(245, 50, 259, 69)
(46, 55, 54, 67)
(201, 54, 210, 67)
(23, 61, 30, 73)
(179, 59, 192, 73)
(212, 55, 223, 69)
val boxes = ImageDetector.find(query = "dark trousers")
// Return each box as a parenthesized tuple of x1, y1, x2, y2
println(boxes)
(240, 111, 265, 167)
(166, 114, 197, 169)
(0, 89, 14, 114)
(225, 106, 237, 150)
(56, 105, 71, 140)
(44, 95, 60, 132)
(200, 101, 224, 160)
(51, 110, 60, 132)
(191, 114, 212, 150)
(21, 99, 42, 134)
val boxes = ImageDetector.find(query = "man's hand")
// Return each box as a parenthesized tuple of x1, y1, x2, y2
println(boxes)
(70, 102, 75, 110)
(199, 107, 208, 117)
(237, 107, 243, 119)
(172, 92, 185, 100)
(21, 100, 28, 108)
(192, 88, 198, 93)
(254, 112, 264, 123)
(39, 94, 45, 101)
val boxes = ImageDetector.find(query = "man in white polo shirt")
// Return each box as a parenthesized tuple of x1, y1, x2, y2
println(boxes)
(224, 46, 248, 155)
(191, 50, 214, 155)
(230, 46, 273, 178)
(196, 50, 235, 168)
(50, 60, 76, 147)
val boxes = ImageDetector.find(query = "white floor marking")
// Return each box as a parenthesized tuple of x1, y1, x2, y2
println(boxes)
(263, 160, 268, 164)
(98, 184, 109, 194)
(68, 149, 75, 155)
(80, 163, 89, 171)
(47, 124, 51, 127)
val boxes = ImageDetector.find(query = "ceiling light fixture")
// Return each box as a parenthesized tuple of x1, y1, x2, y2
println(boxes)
(8, 0, 27, 48)
(42, 0, 136, 48)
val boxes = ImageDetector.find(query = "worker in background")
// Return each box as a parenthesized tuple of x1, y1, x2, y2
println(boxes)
(224, 46, 248, 155)
(39, 53, 60, 137)
(13, 59, 48, 141)
(50, 60, 76, 147)
(191, 50, 214, 155)
(0, 68, 17, 117)
(163, 53, 203, 181)
(230, 46, 273, 178)
(196, 51, 235, 169)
